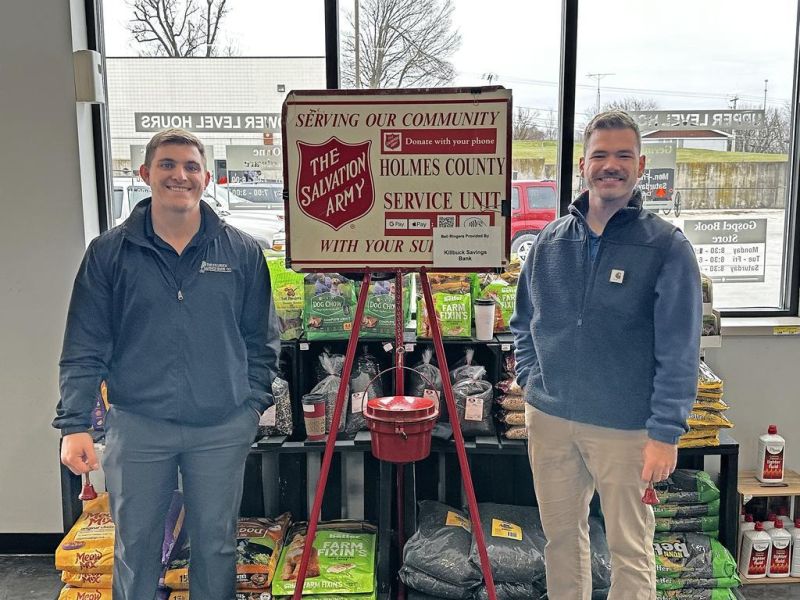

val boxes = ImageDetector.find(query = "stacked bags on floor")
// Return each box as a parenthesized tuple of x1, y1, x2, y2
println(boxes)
(55, 494, 115, 599)
(680, 362, 733, 448)
(495, 353, 526, 440)
(653, 470, 739, 599)
(56, 492, 185, 600)
(165, 513, 290, 599)
(401, 501, 611, 600)
(271, 521, 377, 600)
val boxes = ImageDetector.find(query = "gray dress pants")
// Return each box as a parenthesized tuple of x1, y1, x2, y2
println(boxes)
(103, 404, 259, 600)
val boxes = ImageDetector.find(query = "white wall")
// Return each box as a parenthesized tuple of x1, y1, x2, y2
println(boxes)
(705, 335, 800, 472)
(0, 0, 89, 532)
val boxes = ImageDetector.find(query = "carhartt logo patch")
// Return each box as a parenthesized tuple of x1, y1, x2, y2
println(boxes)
(199, 261, 232, 274)
(610, 269, 625, 284)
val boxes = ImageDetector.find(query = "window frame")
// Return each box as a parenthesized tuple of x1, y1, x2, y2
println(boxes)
(88, 0, 800, 316)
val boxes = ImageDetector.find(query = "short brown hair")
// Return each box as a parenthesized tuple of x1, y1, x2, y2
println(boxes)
(583, 110, 641, 154)
(144, 128, 207, 168)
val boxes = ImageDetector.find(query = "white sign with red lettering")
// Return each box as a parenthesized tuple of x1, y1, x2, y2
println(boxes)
(282, 87, 512, 271)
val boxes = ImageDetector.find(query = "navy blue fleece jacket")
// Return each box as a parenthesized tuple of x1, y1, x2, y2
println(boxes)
(509, 190, 701, 445)
(54, 199, 280, 435)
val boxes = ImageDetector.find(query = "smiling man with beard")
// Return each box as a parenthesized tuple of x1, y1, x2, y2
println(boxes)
(510, 111, 702, 599)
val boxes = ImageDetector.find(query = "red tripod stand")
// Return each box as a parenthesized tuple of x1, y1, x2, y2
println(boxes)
(291, 268, 498, 600)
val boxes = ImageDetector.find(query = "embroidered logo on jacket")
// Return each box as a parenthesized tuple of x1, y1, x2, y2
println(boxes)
(199, 261, 232, 274)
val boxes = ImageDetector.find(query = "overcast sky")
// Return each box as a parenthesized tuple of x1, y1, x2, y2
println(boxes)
(102, 0, 797, 127)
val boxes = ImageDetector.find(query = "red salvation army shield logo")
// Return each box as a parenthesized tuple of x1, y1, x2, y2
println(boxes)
(296, 137, 374, 230)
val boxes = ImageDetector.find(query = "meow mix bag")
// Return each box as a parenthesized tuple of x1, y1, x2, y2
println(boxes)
(56, 494, 115, 574)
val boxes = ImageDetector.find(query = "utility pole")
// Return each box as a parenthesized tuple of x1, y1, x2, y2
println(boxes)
(729, 95, 740, 109)
(587, 73, 614, 113)
(354, 0, 361, 88)
(763, 79, 768, 109)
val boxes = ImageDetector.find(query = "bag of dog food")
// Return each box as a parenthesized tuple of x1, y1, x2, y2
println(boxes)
(272, 521, 376, 596)
(266, 254, 305, 340)
(58, 587, 113, 599)
(165, 514, 291, 591)
(56, 494, 115, 574)
(357, 276, 412, 339)
(169, 593, 273, 600)
(304, 273, 356, 340)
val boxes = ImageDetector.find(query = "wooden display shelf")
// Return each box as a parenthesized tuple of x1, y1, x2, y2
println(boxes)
(740, 575, 800, 585)
(738, 469, 800, 497)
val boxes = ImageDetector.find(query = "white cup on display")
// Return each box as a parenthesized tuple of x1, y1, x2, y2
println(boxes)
(474, 298, 496, 341)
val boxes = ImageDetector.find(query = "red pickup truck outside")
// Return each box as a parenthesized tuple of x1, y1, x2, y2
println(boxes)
(510, 179, 558, 261)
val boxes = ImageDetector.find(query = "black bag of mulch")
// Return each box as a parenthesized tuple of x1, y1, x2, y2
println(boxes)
(315, 347, 345, 381)
(309, 352, 348, 434)
(408, 348, 445, 419)
(345, 347, 383, 436)
(399, 564, 476, 599)
(474, 580, 547, 600)
(452, 378, 495, 437)
(402, 501, 481, 588)
(449, 348, 486, 384)
(589, 516, 611, 591)
(467, 503, 546, 584)
(654, 470, 720, 505)
(258, 376, 293, 437)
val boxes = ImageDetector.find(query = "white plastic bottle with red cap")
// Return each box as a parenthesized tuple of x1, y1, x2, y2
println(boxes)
(739, 521, 772, 578)
(767, 520, 792, 577)
(738, 514, 755, 559)
(790, 519, 800, 577)
(757, 424, 786, 483)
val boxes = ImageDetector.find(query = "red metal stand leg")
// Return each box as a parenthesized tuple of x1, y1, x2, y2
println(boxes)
(292, 273, 372, 600)
(394, 270, 407, 600)
(420, 270, 498, 600)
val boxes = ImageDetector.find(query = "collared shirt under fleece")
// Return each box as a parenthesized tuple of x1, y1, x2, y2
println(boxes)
(54, 198, 280, 436)
(509, 190, 702, 445)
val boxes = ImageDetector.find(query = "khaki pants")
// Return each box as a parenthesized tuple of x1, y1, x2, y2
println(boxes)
(525, 404, 656, 600)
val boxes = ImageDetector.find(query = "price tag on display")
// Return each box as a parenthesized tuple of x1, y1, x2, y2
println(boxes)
(465, 396, 483, 421)
(351, 392, 366, 414)
(260, 406, 276, 427)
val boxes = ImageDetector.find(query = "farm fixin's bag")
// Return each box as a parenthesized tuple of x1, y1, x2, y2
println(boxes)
(56, 494, 115, 574)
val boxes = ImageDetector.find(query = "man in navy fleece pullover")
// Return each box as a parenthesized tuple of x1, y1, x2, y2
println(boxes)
(510, 110, 701, 600)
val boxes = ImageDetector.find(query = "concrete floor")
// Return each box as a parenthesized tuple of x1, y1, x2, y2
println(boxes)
(2, 555, 799, 599)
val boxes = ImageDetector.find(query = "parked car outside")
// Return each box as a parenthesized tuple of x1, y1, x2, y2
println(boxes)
(111, 178, 281, 249)
(510, 179, 558, 262)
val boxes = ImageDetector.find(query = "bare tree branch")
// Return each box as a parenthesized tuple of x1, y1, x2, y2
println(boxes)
(126, 0, 235, 57)
(341, 0, 461, 89)
(513, 107, 545, 141)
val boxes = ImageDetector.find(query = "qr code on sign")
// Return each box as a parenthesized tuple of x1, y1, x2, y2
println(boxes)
(437, 215, 456, 228)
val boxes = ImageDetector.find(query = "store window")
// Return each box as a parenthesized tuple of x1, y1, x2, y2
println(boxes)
(100, 0, 326, 250)
(337, 0, 561, 169)
(574, 0, 799, 313)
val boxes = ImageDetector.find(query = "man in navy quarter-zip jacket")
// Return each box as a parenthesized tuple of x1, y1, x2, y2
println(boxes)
(510, 111, 701, 600)
(54, 128, 280, 600)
